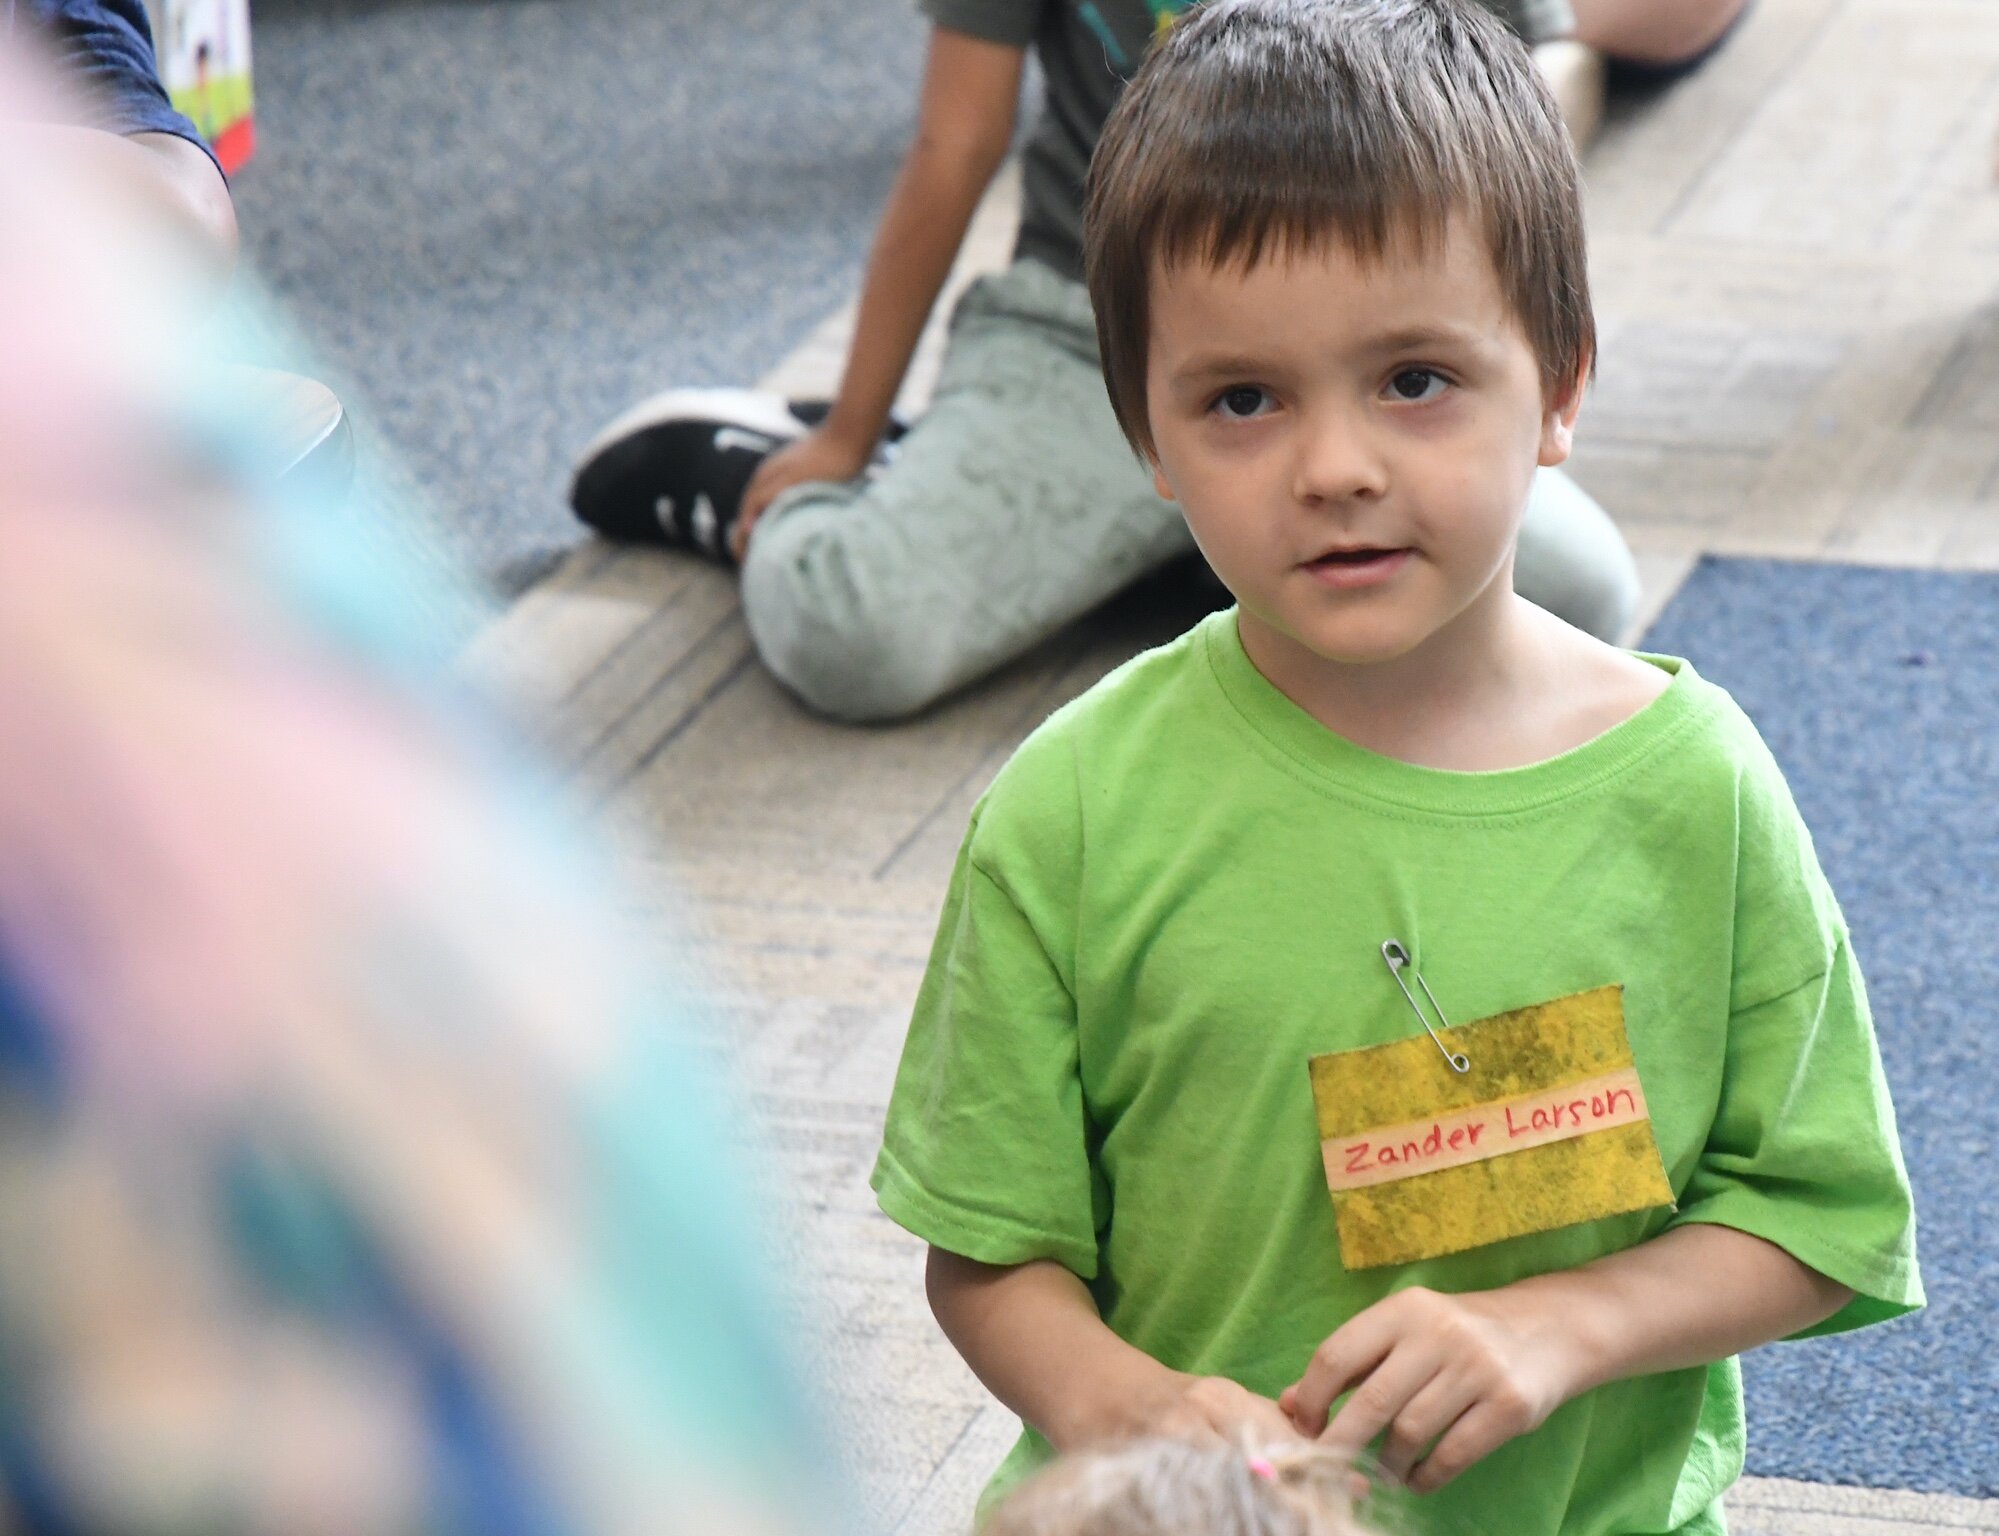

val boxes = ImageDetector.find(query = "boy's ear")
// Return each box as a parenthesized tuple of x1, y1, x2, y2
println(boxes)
(1151, 460, 1174, 503)
(1538, 349, 1591, 469)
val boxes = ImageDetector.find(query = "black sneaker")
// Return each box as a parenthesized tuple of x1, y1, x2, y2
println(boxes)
(568, 389, 907, 563)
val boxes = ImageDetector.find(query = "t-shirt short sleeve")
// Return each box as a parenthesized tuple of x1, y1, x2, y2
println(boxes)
(871, 742, 1103, 1279)
(1666, 735, 1923, 1335)
(917, 0, 1043, 50)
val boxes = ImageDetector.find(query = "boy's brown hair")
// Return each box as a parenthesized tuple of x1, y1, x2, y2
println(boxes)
(1083, 0, 1594, 460)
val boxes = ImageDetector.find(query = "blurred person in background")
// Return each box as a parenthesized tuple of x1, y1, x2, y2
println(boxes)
(0, 39, 842, 1536)
(4, 0, 237, 283)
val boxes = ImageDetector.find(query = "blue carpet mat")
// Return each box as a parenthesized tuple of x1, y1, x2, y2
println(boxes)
(1641, 558, 1998, 1497)
(230, 0, 929, 605)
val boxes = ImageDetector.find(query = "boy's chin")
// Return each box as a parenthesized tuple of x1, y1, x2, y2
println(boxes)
(1251, 563, 1524, 670)
(1245, 603, 1437, 670)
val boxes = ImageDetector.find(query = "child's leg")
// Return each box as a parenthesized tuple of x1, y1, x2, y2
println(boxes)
(740, 260, 1190, 722)
(1516, 465, 1642, 644)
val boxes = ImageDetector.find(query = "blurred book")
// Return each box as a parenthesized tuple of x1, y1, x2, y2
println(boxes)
(151, 0, 253, 172)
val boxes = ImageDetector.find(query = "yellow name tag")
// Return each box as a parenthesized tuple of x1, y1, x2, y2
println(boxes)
(1308, 985, 1674, 1269)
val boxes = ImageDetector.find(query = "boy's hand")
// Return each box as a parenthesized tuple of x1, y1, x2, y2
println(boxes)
(1130, 1371, 1304, 1447)
(925, 1249, 1302, 1459)
(732, 425, 876, 560)
(1281, 1286, 1579, 1493)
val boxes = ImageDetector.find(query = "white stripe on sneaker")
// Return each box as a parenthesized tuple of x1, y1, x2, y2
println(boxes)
(690, 494, 721, 555)
(575, 386, 804, 465)
(712, 427, 778, 456)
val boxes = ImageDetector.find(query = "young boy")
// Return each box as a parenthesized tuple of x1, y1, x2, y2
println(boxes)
(570, 0, 1642, 723)
(869, 2, 1921, 1531)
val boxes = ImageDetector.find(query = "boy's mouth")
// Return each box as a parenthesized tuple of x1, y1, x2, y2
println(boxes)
(1301, 546, 1412, 587)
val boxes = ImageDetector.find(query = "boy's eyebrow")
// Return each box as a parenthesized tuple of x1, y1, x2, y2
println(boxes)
(1168, 352, 1273, 385)
(1167, 324, 1498, 386)
(1360, 322, 1494, 355)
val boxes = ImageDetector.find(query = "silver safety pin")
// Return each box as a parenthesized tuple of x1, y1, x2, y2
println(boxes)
(1380, 940, 1470, 1074)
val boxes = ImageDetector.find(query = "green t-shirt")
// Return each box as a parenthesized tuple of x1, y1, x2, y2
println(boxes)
(871, 610, 1922, 1535)
(919, 0, 1578, 283)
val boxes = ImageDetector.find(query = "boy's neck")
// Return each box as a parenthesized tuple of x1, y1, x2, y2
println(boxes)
(1236, 577, 1605, 773)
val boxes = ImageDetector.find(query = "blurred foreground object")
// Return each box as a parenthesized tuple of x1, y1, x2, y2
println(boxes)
(0, 41, 839, 1536)
(224, 362, 354, 499)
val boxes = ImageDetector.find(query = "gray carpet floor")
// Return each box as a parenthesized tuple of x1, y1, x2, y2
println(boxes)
(230, 0, 927, 601)
(1643, 559, 1998, 1497)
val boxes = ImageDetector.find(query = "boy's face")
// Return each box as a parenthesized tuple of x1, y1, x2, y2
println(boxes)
(1144, 219, 1582, 671)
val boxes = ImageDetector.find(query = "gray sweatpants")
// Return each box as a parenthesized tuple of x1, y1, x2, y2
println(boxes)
(741, 258, 1639, 723)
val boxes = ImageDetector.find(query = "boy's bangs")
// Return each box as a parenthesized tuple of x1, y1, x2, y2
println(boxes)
(1149, 176, 1469, 283)
(1137, 12, 1481, 279)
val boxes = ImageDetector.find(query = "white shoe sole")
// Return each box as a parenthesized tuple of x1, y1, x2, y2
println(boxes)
(574, 385, 806, 469)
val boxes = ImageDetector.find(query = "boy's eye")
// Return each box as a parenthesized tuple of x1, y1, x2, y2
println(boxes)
(1387, 368, 1448, 403)
(1211, 385, 1273, 419)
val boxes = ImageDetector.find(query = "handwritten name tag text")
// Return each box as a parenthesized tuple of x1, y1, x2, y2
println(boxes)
(1322, 1067, 1650, 1192)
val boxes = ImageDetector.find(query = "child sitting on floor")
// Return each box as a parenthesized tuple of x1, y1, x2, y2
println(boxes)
(870, 2, 1921, 1531)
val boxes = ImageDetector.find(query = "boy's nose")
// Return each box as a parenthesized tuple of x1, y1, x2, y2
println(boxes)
(1291, 406, 1389, 507)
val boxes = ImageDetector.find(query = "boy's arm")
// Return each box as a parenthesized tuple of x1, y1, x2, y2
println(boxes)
(1283, 1223, 1851, 1493)
(927, 1248, 1301, 1449)
(732, 26, 1023, 556)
